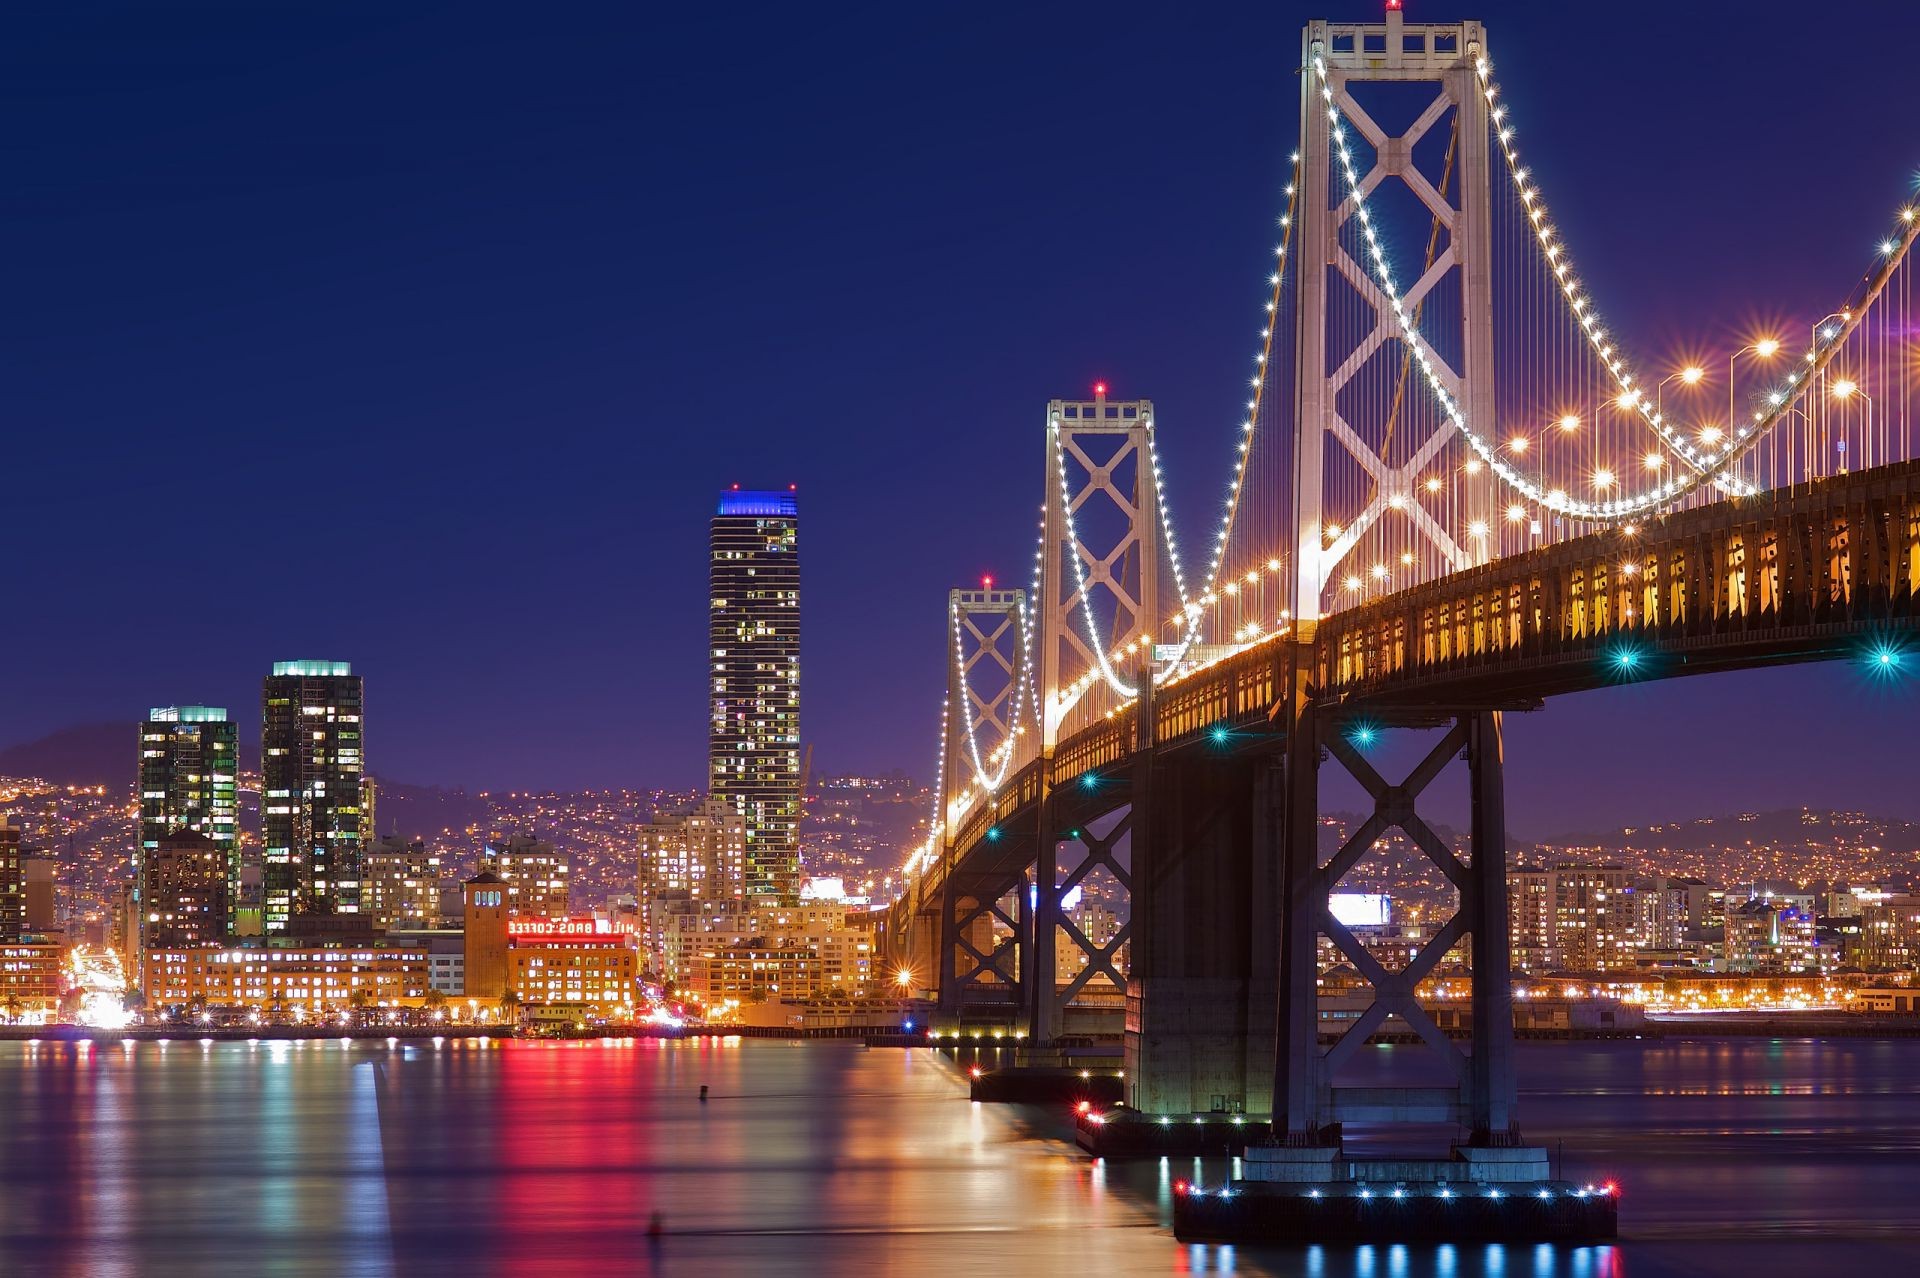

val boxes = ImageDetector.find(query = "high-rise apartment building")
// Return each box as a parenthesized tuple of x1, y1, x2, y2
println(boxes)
(637, 797, 748, 975)
(139, 706, 239, 932)
(262, 661, 365, 932)
(709, 487, 801, 903)
(140, 830, 228, 951)
(0, 819, 22, 944)
(362, 836, 443, 930)
(484, 835, 570, 918)
(638, 798, 747, 908)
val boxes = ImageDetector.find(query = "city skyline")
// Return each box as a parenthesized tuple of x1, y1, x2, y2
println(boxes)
(7, 2, 1920, 835)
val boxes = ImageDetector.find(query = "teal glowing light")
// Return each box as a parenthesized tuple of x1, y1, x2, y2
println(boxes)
(1867, 642, 1904, 676)
(1081, 772, 1099, 790)
(271, 660, 352, 677)
(1208, 724, 1231, 745)
(1347, 722, 1378, 748)
(1608, 643, 1644, 675)
(985, 827, 1001, 842)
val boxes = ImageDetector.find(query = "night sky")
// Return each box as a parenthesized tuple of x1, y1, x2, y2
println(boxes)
(6, 1, 1918, 834)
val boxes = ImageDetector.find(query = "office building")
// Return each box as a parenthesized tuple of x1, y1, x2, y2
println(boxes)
(262, 661, 365, 931)
(141, 940, 431, 1012)
(710, 487, 801, 903)
(139, 706, 239, 931)
(484, 835, 569, 918)
(504, 916, 639, 1016)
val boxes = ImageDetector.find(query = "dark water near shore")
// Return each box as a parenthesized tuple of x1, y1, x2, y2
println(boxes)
(0, 1035, 1916, 1275)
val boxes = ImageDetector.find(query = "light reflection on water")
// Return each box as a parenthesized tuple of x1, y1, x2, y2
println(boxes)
(0, 1037, 1915, 1274)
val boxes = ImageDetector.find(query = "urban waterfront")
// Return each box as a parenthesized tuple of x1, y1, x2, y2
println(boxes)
(1, 1035, 1916, 1275)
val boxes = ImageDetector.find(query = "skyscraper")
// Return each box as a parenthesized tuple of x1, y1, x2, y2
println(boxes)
(262, 661, 365, 932)
(709, 487, 801, 903)
(139, 706, 239, 933)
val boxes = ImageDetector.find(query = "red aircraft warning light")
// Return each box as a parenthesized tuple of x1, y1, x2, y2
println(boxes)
(1092, 380, 1108, 397)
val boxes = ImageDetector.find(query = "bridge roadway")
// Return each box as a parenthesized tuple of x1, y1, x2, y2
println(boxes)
(888, 458, 1920, 1115)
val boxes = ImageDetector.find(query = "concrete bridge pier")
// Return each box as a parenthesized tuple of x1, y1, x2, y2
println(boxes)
(1123, 750, 1275, 1115)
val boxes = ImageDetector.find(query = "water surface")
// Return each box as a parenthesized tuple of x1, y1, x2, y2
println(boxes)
(0, 1035, 1914, 1275)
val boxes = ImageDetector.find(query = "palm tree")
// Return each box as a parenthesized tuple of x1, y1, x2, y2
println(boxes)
(2, 993, 23, 1025)
(498, 989, 521, 1024)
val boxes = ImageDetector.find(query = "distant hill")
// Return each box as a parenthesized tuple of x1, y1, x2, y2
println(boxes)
(0, 722, 143, 788)
(0, 722, 484, 839)
(1539, 807, 1920, 852)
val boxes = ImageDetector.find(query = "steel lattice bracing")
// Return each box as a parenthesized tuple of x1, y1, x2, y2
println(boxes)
(1293, 10, 1497, 623)
(934, 587, 1031, 1016)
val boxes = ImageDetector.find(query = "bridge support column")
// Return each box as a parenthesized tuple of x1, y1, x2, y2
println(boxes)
(936, 878, 959, 1018)
(1124, 753, 1262, 1116)
(1275, 638, 1325, 1142)
(1466, 710, 1518, 1143)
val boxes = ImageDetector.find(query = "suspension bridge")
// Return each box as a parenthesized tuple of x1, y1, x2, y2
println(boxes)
(870, 7, 1917, 1225)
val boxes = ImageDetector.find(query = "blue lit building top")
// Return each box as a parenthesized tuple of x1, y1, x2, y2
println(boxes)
(716, 489, 797, 518)
(148, 705, 228, 723)
(271, 660, 353, 677)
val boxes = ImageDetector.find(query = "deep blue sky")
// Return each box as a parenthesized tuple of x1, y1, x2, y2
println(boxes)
(5, 1, 1918, 833)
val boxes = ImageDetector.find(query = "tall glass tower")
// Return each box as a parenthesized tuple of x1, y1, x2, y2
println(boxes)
(262, 661, 365, 932)
(138, 706, 239, 933)
(709, 487, 801, 903)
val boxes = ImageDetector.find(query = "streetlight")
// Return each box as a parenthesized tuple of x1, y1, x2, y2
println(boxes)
(1656, 365, 1706, 420)
(1832, 378, 1873, 471)
(1728, 339, 1781, 432)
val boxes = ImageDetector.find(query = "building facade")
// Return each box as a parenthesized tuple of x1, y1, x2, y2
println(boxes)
(637, 797, 747, 972)
(139, 706, 239, 933)
(0, 819, 21, 944)
(709, 488, 801, 904)
(362, 835, 442, 929)
(485, 835, 569, 918)
(262, 661, 366, 931)
(504, 917, 638, 1015)
(141, 940, 431, 1011)
(139, 830, 228, 952)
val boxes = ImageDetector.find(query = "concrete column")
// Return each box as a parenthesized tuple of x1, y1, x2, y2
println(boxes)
(1125, 754, 1256, 1116)
(936, 878, 960, 1016)
(1466, 710, 1519, 1143)
(1242, 756, 1283, 1117)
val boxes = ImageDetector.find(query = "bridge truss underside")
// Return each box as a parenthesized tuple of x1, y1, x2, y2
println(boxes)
(888, 458, 1920, 1123)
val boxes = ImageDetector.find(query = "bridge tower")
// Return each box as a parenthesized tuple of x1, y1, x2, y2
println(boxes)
(1290, 10, 1496, 622)
(1270, 9, 1530, 1168)
(1031, 387, 1164, 1043)
(935, 586, 1030, 1019)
